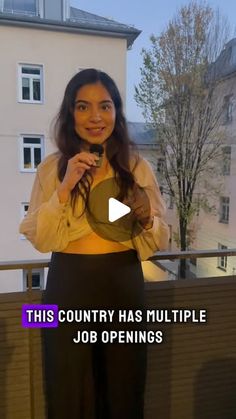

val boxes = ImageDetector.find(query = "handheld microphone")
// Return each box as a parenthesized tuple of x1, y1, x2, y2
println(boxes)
(89, 144, 104, 167)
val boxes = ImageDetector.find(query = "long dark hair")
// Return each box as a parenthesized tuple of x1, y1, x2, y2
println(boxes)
(53, 68, 139, 214)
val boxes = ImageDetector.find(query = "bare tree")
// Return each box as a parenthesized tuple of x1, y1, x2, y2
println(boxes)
(135, 1, 232, 276)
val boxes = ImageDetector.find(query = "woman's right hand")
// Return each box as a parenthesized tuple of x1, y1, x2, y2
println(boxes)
(57, 152, 99, 203)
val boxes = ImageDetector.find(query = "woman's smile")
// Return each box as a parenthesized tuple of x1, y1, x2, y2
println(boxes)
(86, 126, 106, 136)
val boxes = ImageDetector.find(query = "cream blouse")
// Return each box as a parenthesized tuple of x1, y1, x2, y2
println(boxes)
(19, 152, 169, 261)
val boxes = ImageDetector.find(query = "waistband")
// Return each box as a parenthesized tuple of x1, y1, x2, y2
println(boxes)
(52, 249, 138, 263)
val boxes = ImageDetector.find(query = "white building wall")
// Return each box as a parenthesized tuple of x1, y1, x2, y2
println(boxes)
(0, 24, 127, 291)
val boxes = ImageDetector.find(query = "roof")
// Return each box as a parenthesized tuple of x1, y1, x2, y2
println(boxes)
(207, 38, 236, 80)
(127, 122, 159, 147)
(0, 6, 141, 48)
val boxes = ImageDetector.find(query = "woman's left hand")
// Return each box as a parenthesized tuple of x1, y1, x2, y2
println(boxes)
(123, 184, 154, 230)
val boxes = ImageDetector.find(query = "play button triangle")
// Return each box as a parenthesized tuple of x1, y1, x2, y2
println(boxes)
(108, 198, 131, 222)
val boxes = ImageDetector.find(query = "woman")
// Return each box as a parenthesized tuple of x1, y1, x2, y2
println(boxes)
(20, 69, 169, 419)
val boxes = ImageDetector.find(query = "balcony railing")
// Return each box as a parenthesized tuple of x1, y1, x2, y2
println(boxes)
(0, 249, 236, 419)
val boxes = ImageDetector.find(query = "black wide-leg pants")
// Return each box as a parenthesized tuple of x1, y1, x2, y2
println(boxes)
(42, 250, 147, 419)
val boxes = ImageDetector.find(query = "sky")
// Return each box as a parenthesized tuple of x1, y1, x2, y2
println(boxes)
(70, 0, 236, 122)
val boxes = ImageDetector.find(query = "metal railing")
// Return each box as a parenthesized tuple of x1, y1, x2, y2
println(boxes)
(0, 249, 236, 419)
(1, 248, 235, 289)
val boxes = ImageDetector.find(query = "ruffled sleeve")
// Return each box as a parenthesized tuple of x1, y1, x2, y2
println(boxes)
(131, 157, 170, 261)
(19, 154, 71, 253)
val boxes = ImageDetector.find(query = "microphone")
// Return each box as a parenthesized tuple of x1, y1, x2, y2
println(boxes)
(89, 144, 104, 167)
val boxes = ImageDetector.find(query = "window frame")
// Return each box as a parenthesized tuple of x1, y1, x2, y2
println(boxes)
(23, 268, 44, 291)
(217, 244, 228, 271)
(222, 146, 231, 176)
(223, 95, 233, 124)
(157, 157, 165, 175)
(2, 0, 39, 15)
(63, 0, 70, 20)
(219, 196, 230, 224)
(168, 224, 172, 250)
(168, 194, 174, 210)
(18, 64, 44, 104)
(20, 202, 29, 240)
(19, 134, 44, 173)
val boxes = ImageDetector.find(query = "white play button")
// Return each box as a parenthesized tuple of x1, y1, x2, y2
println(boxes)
(108, 198, 131, 222)
(86, 178, 149, 241)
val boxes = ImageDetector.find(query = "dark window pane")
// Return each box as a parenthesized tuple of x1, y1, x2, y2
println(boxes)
(33, 79, 41, 101)
(26, 273, 40, 289)
(24, 205, 29, 213)
(23, 137, 41, 144)
(34, 148, 42, 167)
(22, 77, 30, 100)
(218, 244, 228, 270)
(23, 148, 31, 168)
(222, 146, 231, 175)
(4, 0, 36, 13)
(22, 67, 40, 75)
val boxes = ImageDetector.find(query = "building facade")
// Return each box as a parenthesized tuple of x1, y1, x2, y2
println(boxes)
(193, 40, 236, 278)
(0, 0, 140, 292)
(164, 39, 236, 278)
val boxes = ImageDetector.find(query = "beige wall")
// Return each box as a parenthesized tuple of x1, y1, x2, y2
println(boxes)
(0, 24, 127, 291)
(0, 26, 127, 136)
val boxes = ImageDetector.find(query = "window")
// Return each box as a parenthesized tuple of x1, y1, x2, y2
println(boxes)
(168, 194, 174, 209)
(20, 135, 44, 171)
(219, 197, 230, 224)
(18, 64, 43, 103)
(23, 269, 44, 290)
(22, 202, 29, 216)
(20, 202, 29, 239)
(3, 0, 37, 15)
(195, 193, 200, 216)
(223, 95, 233, 124)
(217, 244, 227, 271)
(157, 158, 165, 174)
(168, 224, 172, 250)
(222, 146, 231, 176)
